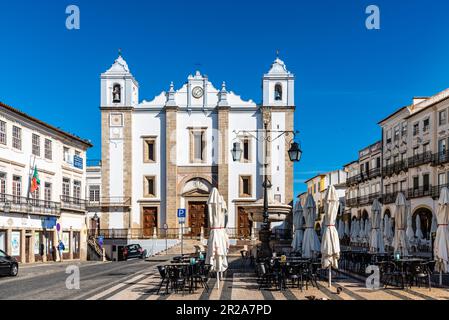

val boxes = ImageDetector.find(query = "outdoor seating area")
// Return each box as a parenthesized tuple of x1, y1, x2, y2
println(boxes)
(340, 249, 435, 290)
(156, 254, 212, 295)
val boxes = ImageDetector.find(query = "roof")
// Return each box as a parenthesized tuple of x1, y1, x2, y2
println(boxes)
(304, 174, 326, 184)
(0, 102, 93, 148)
(377, 106, 409, 125)
(342, 160, 358, 168)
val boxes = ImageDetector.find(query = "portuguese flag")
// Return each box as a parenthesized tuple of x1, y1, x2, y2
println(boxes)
(30, 165, 40, 193)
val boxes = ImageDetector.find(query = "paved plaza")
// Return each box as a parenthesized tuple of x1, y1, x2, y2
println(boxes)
(2, 245, 449, 301)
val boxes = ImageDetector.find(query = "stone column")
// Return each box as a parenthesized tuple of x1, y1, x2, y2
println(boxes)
(20, 229, 26, 264)
(218, 106, 230, 205)
(100, 110, 111, 230)
(52, 230, 59, 262)
(284, 108, 295, 227)
(80, 224, 87, 261)
(69, 229, 74, 260)
(165, 106, 178, 228)
(29, 230, 35, 263)
(122, 111, 133, 229)
(6, 228, 12, 256)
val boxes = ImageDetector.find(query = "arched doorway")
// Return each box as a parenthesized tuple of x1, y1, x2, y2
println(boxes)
(412, 207, 433, 240)
(181, 178, 213, 237)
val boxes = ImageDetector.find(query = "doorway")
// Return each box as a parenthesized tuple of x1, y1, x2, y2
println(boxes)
(25, 235, 31, 263)
(143, 207, 158, 238)
(238, 207, 252, 239)
(188, 201, 208, 237)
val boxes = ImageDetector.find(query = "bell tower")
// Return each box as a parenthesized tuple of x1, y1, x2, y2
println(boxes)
(262, 54, 295, 107)
(99, 51, 138, 230)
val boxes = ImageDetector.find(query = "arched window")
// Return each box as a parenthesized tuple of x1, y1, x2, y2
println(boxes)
(274, 83, 282, 101)
(112, 84, 121, 103)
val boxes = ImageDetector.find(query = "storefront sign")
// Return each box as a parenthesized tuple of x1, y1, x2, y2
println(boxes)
(63, 232, 70, 253)
(11, 231, 20, 256)
(73, 155, 83, 169)
(34, 232, 40, 255)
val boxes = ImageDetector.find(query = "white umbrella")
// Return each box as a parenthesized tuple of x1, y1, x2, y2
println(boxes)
(406, 202, 415, 244)
(291, 201, 304, 252)
(415, 215, 424, 241)
(350, 219, 359, 244)
(344, 220, 350, 237)
(435, 187, 449, 286)
(365, 218, 372, 245)
(338, 217, 345, 240)
(321, 185, 340, 287)
(359, 219, 365, 245)
(302, 194, 320, 258)
(370, 199, 385, 253)
(206, 188, 229, 289)
(392, 193, 409, 257)
(384, 215, 394, 247)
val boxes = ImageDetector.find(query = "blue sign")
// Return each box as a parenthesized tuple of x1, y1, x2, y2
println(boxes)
(73, 155, 84, 169)
(41, 217, 57, 229)
(177, 209, 186, 218)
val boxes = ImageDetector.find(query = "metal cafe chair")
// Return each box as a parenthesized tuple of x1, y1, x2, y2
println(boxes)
(156, 265, 168, 295)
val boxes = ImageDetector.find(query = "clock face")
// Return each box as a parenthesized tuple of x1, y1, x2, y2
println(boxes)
(192, 86, 204, 99)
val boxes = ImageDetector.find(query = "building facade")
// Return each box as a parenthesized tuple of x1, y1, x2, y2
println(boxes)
(344, 141, 382, 221)
(92, 54, 296, 240)
(0, 102, 91, 263)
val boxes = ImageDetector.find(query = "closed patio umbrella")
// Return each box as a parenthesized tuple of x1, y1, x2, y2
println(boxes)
(392, 193, 409, 257)
(338, 217, 345, 240)
(344, 220, 350, 238)
(365, 218, 372, 245)
(291, 201, 304, 252)
(415, 215, 424, 241)
(370, 199, 385, 253)
(435, 187, 449, 285)
(350, 219, 359, 244)
(359, 219, 365, 245)
(321, 185, 340, 287)
(406, 202, 415, 244)
(302, 194, 320, 258)
(206, 188, 229, 289)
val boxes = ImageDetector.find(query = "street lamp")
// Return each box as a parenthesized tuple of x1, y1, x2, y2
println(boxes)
(231, 125, 301, 259)
(93, 213, 99, 237)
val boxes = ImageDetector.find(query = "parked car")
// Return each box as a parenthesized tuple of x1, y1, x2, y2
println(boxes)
(0, 250, 18, 277)
(123, 244, 147, 260)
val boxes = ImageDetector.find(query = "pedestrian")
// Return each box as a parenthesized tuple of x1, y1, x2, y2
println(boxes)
(58, 240, 65, 262)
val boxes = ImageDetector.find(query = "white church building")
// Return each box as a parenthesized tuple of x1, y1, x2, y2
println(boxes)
(87, 53, 296, 244)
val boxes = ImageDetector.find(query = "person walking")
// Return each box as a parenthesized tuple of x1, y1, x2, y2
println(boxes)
(58, 240, 65, 262)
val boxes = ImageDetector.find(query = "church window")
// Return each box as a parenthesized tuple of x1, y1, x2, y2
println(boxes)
(274, 83, 283, 101)
(143, 137, 157, 163)
(144, 176, 156, 197)
(240, 176, 252, 197)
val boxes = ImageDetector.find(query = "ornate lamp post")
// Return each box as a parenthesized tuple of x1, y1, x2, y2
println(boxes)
(231, 122, 302, 259)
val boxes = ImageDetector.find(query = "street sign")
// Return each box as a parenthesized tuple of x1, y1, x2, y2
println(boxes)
(178, 217, 186, 224)
(177, 208, 186, 218)
(56, 223, 60, 232)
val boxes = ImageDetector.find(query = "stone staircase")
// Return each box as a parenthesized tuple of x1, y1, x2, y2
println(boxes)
(87, 236, 107, 261)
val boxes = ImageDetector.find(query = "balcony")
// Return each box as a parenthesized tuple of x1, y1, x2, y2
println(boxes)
(60, 195, 87, 212)
(432, 151, 449, 166)
(408, 186, 432, 199)
(0, 194, 60, 217)
(346, 197, 358, 207)
(408, 151, 432, 168)
(358, 195, 370, 206)
(346, 174, 362, 186)
(86, 197, 131, 210)
(383, 160, 408, 177)
(382, 191, 400, 205)
(432, 184, 449, 199)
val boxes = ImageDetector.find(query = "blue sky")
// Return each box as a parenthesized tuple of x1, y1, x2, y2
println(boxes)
(1, 0, 449, 197)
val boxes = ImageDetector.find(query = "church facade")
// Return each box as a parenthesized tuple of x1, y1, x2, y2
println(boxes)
(94, 54, 296, 238)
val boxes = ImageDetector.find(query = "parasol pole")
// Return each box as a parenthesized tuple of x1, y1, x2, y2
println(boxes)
(328, 266, 331, 288)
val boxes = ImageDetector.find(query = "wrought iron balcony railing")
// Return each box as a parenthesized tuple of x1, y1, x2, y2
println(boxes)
(86, 197, 131, 209)
(0, 193, 60, 216)
(432, 151, 449, 166)
(408, 151, 432, 168)
(408, 186, 432, 199)
(60, 195, 87, 211)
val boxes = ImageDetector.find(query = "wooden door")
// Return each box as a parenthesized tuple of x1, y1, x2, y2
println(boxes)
(143, 207, 158, 237)
(25, 236, 31, 263)
(238, 207, 252, 239)
(189, 202, 208, 237)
